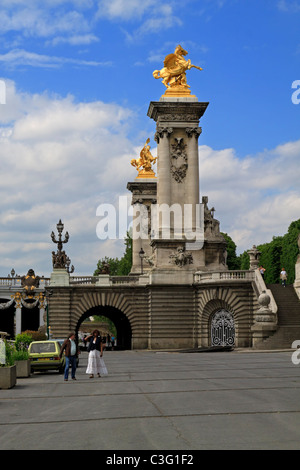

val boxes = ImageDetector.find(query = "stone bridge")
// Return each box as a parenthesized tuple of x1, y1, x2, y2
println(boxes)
(47, 269, 266, 350)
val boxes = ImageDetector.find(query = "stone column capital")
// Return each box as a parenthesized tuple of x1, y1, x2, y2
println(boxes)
(154, 127, 173, 143)
(185, 127, 202, 139)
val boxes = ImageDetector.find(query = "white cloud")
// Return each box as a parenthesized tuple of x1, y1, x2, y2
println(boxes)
(0, 7, 90, 37)
(277, 0, 300, 12)
(97, 0, 182, 40)
(199, 142, 300, 252)
(0, 81, 137, 276)
(0, 49, 111, 69)
(49, 34, 100, 46)
(96, 0, 159, 20)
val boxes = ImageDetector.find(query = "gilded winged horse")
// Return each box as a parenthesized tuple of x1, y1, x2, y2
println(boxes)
(153, 45, 203, 90)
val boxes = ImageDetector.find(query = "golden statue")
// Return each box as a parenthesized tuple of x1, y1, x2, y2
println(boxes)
(153, 45, 203, 97)
(131, 138, 157, 178)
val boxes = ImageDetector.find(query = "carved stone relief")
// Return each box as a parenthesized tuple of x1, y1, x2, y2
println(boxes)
(170, 137, 188, 183)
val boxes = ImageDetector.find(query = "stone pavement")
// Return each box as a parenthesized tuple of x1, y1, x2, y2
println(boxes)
(1, 349, 300, 450)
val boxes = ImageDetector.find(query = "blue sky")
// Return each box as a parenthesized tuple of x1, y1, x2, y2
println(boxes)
(0, 0, 299, 277)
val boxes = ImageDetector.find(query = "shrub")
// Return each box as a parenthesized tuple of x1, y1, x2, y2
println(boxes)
(12, 348, 29, 361)
(0, 340, 15, 367)
(15, 333, 33, 351)
(22, 330, 47, 341)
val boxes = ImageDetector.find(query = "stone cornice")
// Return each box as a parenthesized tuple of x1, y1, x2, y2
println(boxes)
(147, 101, 209, 123)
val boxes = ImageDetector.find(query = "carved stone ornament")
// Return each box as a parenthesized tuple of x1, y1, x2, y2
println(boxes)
(169, 246, 193, 268)
(154, 127, 173, 143)
(185, 127, 202, 139)
(170, 137, 188, 183)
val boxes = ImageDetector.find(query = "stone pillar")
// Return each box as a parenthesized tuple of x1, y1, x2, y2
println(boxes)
(155, 127, 173, 237)
(185, 127, 202, 234)
(147, 98, 209, 274)
(39, 307, 45, 328)
(15, 307, 22, 336)
(127, 180, 157, 274)
(251, 291, 277, 348)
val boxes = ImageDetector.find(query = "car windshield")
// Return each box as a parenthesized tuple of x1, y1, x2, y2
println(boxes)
(30, 343, 57, 353)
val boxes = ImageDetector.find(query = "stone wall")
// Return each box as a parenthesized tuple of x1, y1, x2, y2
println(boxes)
(48, 281, 258, 350)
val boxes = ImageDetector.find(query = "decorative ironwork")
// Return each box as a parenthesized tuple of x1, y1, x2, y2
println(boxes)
(211, 309, 235, 347)
(51, 219, 74, 273)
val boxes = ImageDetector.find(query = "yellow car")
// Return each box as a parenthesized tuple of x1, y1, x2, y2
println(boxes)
(28, 340, 65, 374)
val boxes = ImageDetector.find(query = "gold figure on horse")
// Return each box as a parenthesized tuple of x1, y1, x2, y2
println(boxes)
(131, 138, 157, 178)
(153, 45, 203, 97)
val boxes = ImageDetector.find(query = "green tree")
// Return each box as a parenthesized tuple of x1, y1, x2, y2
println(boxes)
(280, 219, 300, 284)
(257, 218, 300, 284)
(238, 250, 250, 270)
(117, 231, 132, 275)
(258, 236, 283, 284)
(221, 233, 241, 270)
(94, 231, 133, 277)
(93, 315, 117, 337)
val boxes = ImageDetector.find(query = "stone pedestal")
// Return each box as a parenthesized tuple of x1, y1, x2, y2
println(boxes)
(50, 269, 70, 287)
(248, 245, 261, 270)
(95, 275, 111, 286)
(251, 291, 277, 348)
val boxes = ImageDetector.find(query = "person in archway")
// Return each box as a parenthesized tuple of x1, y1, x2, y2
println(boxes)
(85, 329, 108, 378)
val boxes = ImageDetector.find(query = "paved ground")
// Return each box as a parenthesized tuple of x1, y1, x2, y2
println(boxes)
(1, 349, 300, 450)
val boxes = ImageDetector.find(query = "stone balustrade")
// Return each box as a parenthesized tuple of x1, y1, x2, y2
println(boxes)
(193, 270, 255, 283)
(0, 277, 50, 288)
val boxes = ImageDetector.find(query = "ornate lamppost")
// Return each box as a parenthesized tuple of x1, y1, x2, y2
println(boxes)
(51, 219, 74, 273)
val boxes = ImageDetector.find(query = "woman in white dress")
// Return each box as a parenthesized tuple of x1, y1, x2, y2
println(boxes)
(86, 330, 108, 378)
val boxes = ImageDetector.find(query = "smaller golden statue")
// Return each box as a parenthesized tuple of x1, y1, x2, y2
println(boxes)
(153, 45, 203, 98)
(131, 138, 157, 178)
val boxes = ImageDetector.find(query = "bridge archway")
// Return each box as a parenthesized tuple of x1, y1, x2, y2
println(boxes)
(75, 306, 132, 350)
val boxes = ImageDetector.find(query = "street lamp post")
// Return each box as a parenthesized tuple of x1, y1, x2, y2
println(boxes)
(45, 289, 53, 339)
(139, 248, 145, 275)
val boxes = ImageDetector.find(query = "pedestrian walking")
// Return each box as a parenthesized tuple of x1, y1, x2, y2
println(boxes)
(280, 268, 288, 287)
(259, 266, 266, 280)
(86, 329, 108, 378)
(60, 332, 79, 381)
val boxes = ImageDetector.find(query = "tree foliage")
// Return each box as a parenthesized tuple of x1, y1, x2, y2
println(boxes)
(94, 231, 133, 277)
(221, 233, 240, 270)
(236, 219, 300, 284)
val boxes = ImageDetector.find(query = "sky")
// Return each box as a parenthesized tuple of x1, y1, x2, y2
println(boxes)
(0, 0, 299, 277)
